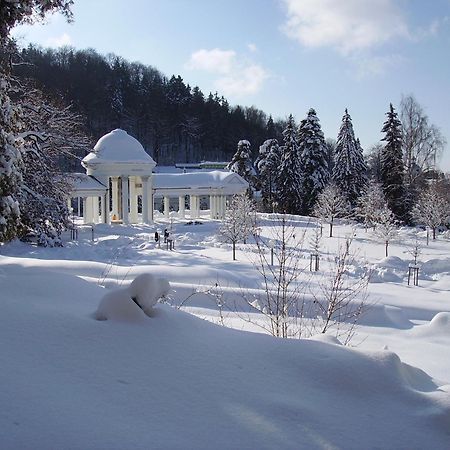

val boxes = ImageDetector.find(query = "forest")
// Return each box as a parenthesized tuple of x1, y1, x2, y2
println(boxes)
(14, 45, 284, 165)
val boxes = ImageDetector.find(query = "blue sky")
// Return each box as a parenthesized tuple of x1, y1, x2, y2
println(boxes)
(12, 0, 450, 170)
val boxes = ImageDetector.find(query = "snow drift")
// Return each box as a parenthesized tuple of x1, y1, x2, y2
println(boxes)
(95, 273, 170, 322)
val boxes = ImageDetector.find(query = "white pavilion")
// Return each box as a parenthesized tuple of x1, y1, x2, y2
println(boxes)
(70, 129, 248, 224)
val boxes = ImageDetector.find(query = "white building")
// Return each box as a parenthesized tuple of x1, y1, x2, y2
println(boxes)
(70, 129, 248, 224)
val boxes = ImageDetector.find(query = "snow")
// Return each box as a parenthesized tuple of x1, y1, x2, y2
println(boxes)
(82, 129, 156, 165)
(95, 273, 170, 322)
(1, 216, 450, 449)
(153, 170, 246, 189)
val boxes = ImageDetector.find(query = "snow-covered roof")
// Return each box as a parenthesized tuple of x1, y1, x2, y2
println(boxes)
(82, 129, 156, 166)
(68, 173, 107, 196)
(153, 170, 248, 190)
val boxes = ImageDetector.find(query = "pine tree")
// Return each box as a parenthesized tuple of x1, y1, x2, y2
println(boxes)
(297, 108, 329, 215)
(332, 109, 367, 207)
(277, 115, 302, 214)
(254, 139, 281, 212)
(380, 103, 407, 222)
(0, 74, 23, 242)
(226, 140, 256, 192)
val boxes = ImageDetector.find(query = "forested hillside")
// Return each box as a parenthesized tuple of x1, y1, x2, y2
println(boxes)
(14, 46, 284, 164)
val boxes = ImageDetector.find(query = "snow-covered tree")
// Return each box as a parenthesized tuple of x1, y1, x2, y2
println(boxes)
(380, 103, 407, 222)
(255, 138, 281, 212)
(297, 108, 329, 215)
(412, 184, 450, 240)
(312, 183, 350, 237)
(355, 180, 387, 230)
(374, 206, 398, 257)
(277, 114, 302, 214)
(219, 193, 257, 260)
(0, 66, 23, 242)
(0, 0, 73, 243)
(226, 140, 256, 193)
(332, 109, 367, 207)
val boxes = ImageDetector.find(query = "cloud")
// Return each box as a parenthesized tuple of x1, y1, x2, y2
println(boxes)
(185, 48, 268, 98)
(247, 43, 258, 52)
(186, 48, 236, 74)
(281, 0, 410, 54)
(45, 32, 72, 47)
(216, 64, 268, 97)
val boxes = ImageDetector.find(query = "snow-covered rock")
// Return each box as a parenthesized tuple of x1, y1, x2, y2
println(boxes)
(95, 273, 170, 322)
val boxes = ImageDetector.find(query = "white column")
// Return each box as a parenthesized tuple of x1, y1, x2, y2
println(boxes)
(164, 196, 170, 219)
(83, 197, 89, 223)
(149, 179, 154, 223)
(219, 196, 226, 219)
(209, 195, 215, 219)
(189, 195, 195, 219)
(111, 177, 119, 220)
(121, 176, 129, 224)
(196, 195, 201, 218)
(77, 196, 81, 216)
(92, 196, 99, 224)
(142, 176, 149, 224)
(105, 182, 111, 224)
(100, 195, 105, 223)
(129, 176, 138, 223)
(178, 195, 185, 219)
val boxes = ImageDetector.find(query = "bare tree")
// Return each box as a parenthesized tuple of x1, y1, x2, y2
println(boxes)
(219, 193, 257, 260)
(412, 183, 450, 240)
(313, 182, 350, 237)
(400, 95, 446, 183)
(312, 238, 371, 345)
(355, 180, 387, 230)
(245, 214, 309, 338)
(374, 206, 398, 257)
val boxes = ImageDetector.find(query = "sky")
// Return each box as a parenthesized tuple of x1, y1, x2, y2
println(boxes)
(11, 0, 450, 171)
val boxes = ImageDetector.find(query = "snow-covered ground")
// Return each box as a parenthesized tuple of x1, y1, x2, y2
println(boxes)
(1, 213, 449, 449)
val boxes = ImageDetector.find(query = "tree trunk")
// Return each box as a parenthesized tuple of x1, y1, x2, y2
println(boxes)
(433, 227, 436, 240)
(385, 241, 388, 257)
(232, 241, 236, 260)
(329, 221, 333, 237)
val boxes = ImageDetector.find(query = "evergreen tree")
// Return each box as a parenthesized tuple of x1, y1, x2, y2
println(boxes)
(380, 103, 407, 222)
(277, 115, 302, 214)
(0, 69, 23, 242)
(255, 139, 281, 211)
(297, 108, 329, 215)
(332, 109, 367, 207)
(226, 140, 256, 192)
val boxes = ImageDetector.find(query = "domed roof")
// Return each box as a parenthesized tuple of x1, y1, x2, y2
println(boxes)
(82, 129, 156, 165)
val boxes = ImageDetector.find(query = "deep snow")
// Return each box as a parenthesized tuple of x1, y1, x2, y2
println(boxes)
(0, 214, 449, 449)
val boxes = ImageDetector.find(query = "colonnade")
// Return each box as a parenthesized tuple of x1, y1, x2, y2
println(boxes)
(158, 193, 227, 220)
(71, 179, 230, 224)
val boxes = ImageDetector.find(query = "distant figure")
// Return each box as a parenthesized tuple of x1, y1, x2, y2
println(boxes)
(164, 228, 169, 243)
(154, 231, 159, 243)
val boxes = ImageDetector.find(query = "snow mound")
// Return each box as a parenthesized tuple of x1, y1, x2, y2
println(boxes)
(429, 312, 450, 330)
(370, 256, 407, 283)
(421, 258, 450, 276)
(358, 304, 413, 329)
(95, 273, 170, 322)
